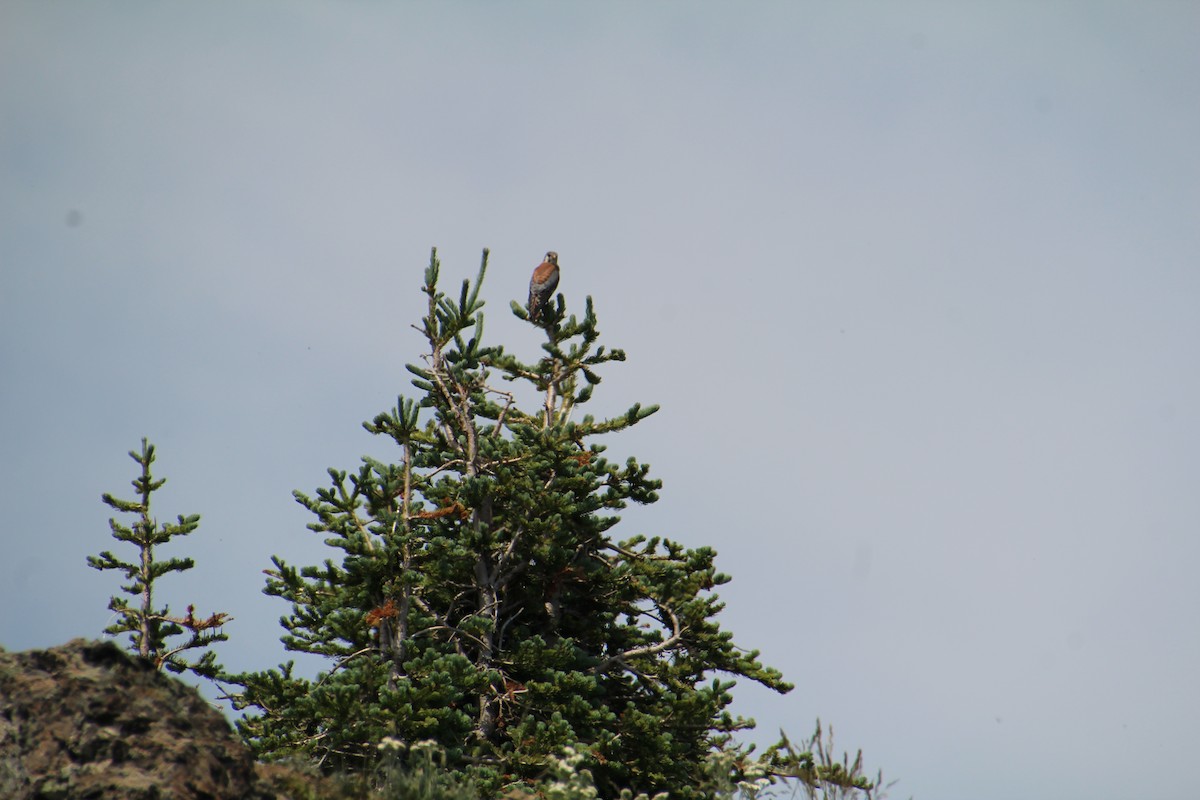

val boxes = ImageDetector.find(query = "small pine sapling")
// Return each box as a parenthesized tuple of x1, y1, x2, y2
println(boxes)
(88, 438, 230, 680)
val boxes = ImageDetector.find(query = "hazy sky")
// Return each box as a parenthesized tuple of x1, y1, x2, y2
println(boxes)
(2, 4, 1198, 799)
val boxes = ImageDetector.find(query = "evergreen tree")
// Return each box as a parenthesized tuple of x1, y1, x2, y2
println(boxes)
(229, 249, 793, 798)
(89, 438, 230, 679)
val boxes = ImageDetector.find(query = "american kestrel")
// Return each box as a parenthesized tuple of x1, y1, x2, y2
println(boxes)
(527, 251, 560, 323)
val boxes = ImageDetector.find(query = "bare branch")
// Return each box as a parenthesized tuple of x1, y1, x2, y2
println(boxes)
(314, 647, 374, 689)
(595, 604, 684, 673)
(601, 541, 673, 561)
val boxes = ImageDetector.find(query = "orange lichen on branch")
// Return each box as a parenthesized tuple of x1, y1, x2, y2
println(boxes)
(161, 604, 231, 632)
(365, 598, 399, 628)
(495, 678, 529, 731)
(411, 501, 471, 521)
(548, 565, 583, 594)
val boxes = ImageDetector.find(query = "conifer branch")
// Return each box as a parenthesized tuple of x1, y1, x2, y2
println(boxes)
(314, 647, 375, 689)
(598, 604, 684, 672)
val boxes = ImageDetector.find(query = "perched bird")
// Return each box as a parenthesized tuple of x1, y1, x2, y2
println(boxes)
(527, 251, 560, 323)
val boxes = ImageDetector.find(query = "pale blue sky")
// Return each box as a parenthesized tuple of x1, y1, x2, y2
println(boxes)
(2, 4, 1198, 799)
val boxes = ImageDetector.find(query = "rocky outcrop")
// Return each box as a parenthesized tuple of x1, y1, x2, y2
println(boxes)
(0, 638, 261, 800)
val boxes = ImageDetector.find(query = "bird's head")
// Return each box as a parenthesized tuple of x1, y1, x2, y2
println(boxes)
(544, 251, 558, 265)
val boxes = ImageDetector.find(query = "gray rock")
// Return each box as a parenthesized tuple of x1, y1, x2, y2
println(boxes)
(0, 639, 259, 800)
